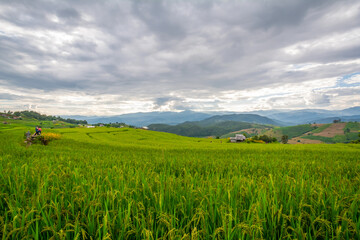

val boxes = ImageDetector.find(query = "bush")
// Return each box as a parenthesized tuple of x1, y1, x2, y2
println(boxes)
(251, 135, 277, 143)
(281, 135, 289, 144)
(245, 138, 266, 144)
(42, 133, 61, 141)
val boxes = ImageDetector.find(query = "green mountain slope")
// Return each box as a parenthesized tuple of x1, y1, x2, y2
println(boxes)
(148, 121, 270, 137)
(148, 113, 280, 137)
(300, 122, 360, 143)
(263, 122, 360, 144)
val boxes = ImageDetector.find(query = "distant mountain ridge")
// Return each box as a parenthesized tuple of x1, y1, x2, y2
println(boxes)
(63, 110, 212, 126)
(314, 115, 360, 124)
(249, 107, 360, 124)
(62, 106, 360, 126)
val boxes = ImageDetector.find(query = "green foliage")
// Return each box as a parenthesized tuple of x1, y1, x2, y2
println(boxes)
(281, 135, 289, 144)
(346, 122, 360, 131)
(1, 122, 360, 239)
(344, 127, 350, 134)
(252, 134, 278, 143)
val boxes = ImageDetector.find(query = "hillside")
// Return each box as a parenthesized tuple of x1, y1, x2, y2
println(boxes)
(263, 122, 360, 144)
(148, 120, 271, 137)
(0, 114, 82, 129)
(313, 115, 360, 124)
(264, 124, 318, 139)
(298, 122, 360, 144)
(263, 107, 360, 125)
(147, 113, 282, 137)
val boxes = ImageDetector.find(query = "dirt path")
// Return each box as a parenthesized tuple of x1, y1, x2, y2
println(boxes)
(313, 123, 346, 137)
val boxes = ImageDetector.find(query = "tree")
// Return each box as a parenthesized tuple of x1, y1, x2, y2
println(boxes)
(281, 135, 289, 144)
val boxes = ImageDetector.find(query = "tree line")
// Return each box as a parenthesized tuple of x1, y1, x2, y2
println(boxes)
(9, 110, 88, 125)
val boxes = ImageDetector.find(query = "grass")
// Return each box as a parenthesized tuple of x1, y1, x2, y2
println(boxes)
(1, 120, 360, 239)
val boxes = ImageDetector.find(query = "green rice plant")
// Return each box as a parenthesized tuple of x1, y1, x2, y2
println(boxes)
(0, 122, 360, 239)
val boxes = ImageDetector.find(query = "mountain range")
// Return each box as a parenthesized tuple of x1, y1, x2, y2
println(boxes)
(253, 107, 360, 124)
(62, 107, 360, 126)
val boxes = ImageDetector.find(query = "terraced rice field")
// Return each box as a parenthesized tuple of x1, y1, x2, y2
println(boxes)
(1, 122, 360, 239)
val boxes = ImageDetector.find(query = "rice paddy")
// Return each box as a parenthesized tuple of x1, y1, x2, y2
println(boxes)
(1, 124, 360, 239)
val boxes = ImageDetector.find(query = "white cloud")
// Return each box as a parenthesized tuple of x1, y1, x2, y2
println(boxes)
(344, 74, 360, 84)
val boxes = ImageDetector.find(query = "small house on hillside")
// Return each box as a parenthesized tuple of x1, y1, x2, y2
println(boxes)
(230, 134, 246, 143)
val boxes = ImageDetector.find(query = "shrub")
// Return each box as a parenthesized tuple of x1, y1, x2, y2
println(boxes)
(281, 135, 289, 144)
(245, 138, 266, 144)
(33, 133, 62, 145)
(42, 132, 61, 141)
(250, 135, 277, 143)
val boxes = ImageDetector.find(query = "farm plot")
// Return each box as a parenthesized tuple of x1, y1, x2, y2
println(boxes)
(1, 125, 360, 239)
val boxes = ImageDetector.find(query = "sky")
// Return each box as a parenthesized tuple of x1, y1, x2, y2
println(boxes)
(0, 0, 360, 116)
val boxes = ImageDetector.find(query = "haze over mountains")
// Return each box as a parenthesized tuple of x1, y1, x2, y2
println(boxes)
(63, 107, 360, 127)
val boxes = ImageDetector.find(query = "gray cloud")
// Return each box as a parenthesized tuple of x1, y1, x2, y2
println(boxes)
(0, 93, 23, 100)
(0, 0, 359, 114)
(57, 8, 81, 21)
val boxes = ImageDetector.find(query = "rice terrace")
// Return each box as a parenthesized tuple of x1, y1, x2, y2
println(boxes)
(1, 112, 360, 240)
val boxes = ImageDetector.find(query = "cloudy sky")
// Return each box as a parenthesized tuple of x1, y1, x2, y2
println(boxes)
(0, 0, 359, 116)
